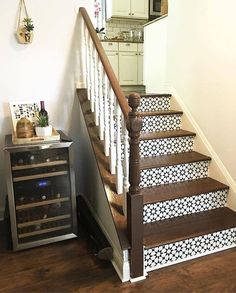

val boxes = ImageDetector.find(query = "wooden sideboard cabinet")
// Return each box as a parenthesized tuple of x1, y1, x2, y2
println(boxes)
(4, 131, 77, 251)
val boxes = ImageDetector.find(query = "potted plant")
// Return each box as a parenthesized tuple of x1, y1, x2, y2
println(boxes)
(35, 114, 52, 137)
(95, 27, 105, 40)
(16, 17, 34, 44)
(22, 17, 34, 42)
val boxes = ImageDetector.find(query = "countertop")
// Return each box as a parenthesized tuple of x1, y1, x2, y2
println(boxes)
(101, 39, 143, 44)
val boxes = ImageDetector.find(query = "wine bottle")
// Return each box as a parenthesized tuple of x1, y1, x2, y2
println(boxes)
(39, 101, 49, 126)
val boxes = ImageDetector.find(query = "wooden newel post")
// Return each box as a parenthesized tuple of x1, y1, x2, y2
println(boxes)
(126, 93, 143, 279)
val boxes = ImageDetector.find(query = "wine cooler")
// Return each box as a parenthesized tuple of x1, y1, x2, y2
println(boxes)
(4, 131, 77, 251)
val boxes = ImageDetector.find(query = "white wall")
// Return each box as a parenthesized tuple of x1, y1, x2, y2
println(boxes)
(145, 0, 236, 186)
(143, 16, 169, 93)
(167, 0, 236, 183)
(0, 0, 94, 214)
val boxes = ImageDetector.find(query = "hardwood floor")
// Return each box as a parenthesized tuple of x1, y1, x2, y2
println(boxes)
(1, 221, 236, 292)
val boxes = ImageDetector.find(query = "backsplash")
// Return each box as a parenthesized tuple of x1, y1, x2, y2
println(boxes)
(105, 19, 146, 38)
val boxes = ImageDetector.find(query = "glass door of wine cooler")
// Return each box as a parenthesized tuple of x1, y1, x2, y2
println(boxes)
(4, 132, 77, 251)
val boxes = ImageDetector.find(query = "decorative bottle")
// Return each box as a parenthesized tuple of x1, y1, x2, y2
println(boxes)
(39, 101, 49, 126)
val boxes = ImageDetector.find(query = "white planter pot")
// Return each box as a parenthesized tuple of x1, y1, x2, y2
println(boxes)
(35, 125, 52, 137)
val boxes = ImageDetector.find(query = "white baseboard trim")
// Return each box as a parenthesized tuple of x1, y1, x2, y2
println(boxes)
(0, 208, 4, 221)
(82, 197, 130, 282)
(170, 86, 236, 210)
(76, 82, 86, 88)
(130, 275, 146, 283)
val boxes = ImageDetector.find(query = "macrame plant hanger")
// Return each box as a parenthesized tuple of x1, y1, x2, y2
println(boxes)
(16, 0, 34, 44)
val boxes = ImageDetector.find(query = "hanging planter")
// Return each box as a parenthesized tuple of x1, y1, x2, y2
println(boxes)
(16, 0, 34, 44)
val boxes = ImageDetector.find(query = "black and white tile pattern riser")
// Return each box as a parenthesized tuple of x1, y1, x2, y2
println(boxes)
(144, 228, 236, 271)
(141, 115, 182, 133)
(143, 189, 228, 223)
(140, 136, 194, 158)
(140, 161, 209, 188)
(138, 96, 171, 112)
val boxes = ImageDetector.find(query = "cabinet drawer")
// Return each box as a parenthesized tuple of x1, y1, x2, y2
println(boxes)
(138, 43, 143, 52)
(119, 42, 138, 52)
(102, 42, 118, 51)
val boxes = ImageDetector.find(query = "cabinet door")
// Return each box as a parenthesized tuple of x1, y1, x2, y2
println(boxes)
(106, 52, 119, 79)
(138, 53, 143, 85)
(112, 0, 131, 17)
(119, 52, 137, 85)
(131, 0, 148, 19)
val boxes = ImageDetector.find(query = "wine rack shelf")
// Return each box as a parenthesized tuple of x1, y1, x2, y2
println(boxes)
(16, 197, 70, 210)
(12, 160, 68, 171)
(18, 225, 72, 239)
(13, 171, 68, 182)
(17, 214, 71, 228)
(4, 131, 77, 251)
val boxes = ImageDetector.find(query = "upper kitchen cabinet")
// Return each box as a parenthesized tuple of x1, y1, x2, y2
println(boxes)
(106, 0, 148, 20)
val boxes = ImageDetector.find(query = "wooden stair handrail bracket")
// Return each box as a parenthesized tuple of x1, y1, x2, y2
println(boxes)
(126, 93, 144, 279)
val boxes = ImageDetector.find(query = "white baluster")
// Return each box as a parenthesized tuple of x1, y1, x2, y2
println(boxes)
(122, 116, 129, 193)
(109, 87, 116, 174)
(78, 18, 86, 88)
(85, 28, 91, 100)
(122, 115, 129, 215)
(93, 50, 99, 126)
(115, 101, 123, 194)
(103, 72, 110, 156)
(98, 59, 104, 140)
(89, 38, 94, 112)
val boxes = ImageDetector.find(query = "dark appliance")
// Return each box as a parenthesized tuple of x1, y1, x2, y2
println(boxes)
(149, 0, 168, 21)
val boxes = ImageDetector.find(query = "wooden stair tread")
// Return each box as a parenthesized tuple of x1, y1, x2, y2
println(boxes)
(140, 151, 211, 170)
(140, 93, 172, 98)
(144, 207, 236, 248)
(140, 129, 196, 140)
(142, 177, 229, 204)
(140, 110, 183, 117)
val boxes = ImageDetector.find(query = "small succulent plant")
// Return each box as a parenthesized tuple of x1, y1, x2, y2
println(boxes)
(23, 18, 34, 32)
(35, 113, 49, 127)
(95, 27, 105, 33)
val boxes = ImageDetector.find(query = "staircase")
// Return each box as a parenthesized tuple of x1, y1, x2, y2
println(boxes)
(78, 8, 236, 282)
(137, 93, 236, 273)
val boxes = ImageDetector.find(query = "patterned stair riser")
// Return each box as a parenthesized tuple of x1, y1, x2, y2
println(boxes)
(142, 114, 182, 133)
(140, 136, 194, 158)
(144, 228, 236, 272)
(143, 189, 228, 223)
(121, 136, 194, 159)
(138, 96, 171, 112)
(140, 161, 209, 188)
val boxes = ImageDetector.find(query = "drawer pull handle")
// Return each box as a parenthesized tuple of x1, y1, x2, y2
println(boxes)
(126, 43, 130, 46)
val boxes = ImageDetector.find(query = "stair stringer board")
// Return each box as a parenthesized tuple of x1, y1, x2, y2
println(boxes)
(77, 89, 130, 282)
(170, 86, 236, 211)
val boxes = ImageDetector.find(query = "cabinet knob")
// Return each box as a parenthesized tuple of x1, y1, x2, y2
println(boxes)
(108, 43, 113, 46)
(128, 13, 131, 15)
(116, 53, 118, 55)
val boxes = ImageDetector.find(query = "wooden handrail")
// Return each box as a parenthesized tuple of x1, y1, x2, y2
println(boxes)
(79, 7, 130, 119)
